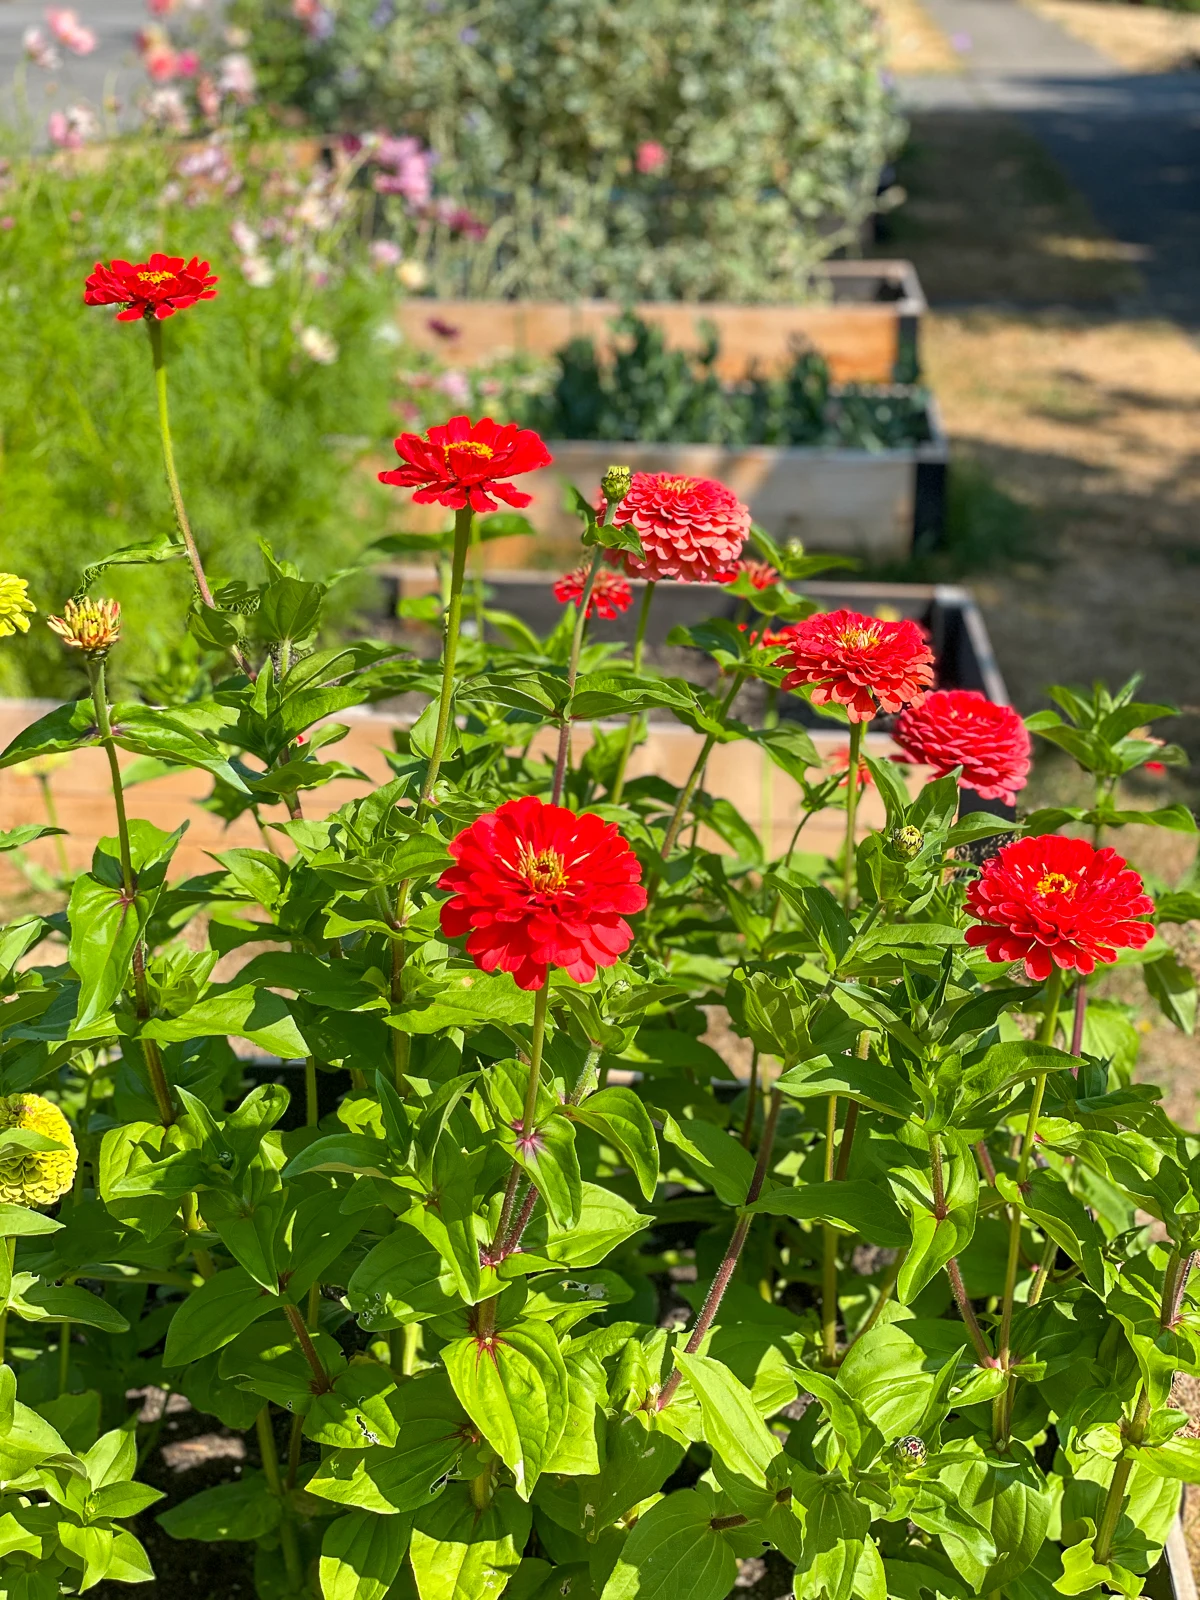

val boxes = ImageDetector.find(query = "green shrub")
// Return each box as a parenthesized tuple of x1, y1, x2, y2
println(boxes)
(521, 314, 933, 447)
(231, 0, 904, 300)
(0, 144, 400, 697)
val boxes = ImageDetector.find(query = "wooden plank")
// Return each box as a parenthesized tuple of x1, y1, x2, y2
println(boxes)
(398, 297, 902, 382)
(0, 703, 920, 898)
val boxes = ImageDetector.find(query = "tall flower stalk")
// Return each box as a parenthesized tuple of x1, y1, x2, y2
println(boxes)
(610, 580, 656, 805)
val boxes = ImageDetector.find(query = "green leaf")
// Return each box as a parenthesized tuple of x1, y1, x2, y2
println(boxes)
(89, 1480, 166, 1519)
(411, 1483, 531, 1600)
(67, 873, 148, 1029)
(443, 1318, 569, 1500)
(673, 1352, 779, 1486)
(305, 1367, 401, 1450)
(747, 1180, 910, 1248)
(660, 1115, 755, 1206)
(256, 576, 323, 646)
(346, 1233, 458, 1329)
(895, 1134, 979, 1304)
(750, 723, 822, 784)
(75, 532, 184, 593)
(158, 1474, 281, 1542)
(142, 985, 307, 1057)
(110, 703, 249, 794)
(1144, 950, 1196, 1034)
(510, 1111, 582, 1231)
(794, 1368, 883, 1469)
(58, 1523, 115, 1589)
(163, 1268, 278, 1368)
(600, 1488, 739, 1600)
(520, 1183, 651, 1270)
(578, 1414, 686, 1539)
(12, 1282, 129, 1332)
(939, 1445, 1051, 1592)
(319, 1510, 412, 1600)
(283, 1134, 393, 1181)
(568, 1087, 659, 1201)
(792, 1474, 871, 1600)
(307, 1375, 468, 1515)
(776, 1054, 917, 1120)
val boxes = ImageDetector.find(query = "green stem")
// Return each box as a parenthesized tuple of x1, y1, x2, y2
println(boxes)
(86, 658, 175, 1129)
(479, 986, 550, 1329)
(551, 547, 604, 806)
(740, 1050, 759, 1149)
(284, 1300, 332, 1394)
(842, 721, 864, 910)
(58, 1324, 71, 1396)
(610, 581, 656, 804)
(38, 776, 69, 877)
(760, 685, 778, 856)
(148, 320, 252, 678)
(0, 1238, 12, 1364)
(304, 1058, 319, 1128)
(1094, 1388, 1152, 1563)
(657, 1088, 784, 1410)
(996, 966, 1065, 1440)
(660, 671, 747, 862)
(255, 1406, 304, 1589)
(420, 505, 473, 810)
(822, 1094, 839, 1365)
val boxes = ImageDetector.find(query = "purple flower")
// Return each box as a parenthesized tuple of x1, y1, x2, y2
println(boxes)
(459, 26, 479, 44)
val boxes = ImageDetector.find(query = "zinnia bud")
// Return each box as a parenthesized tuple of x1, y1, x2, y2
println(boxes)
(0, 574, 36, 639)
(0, 1094, 77, 1207)
(601, 464, 632, 505)
(891, 824, 924, 860)
(891, 1435, 927, 1471)
(47, 597, 122, 657)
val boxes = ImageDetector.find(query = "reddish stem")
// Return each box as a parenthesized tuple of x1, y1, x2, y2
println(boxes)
(657, 1089, 782, 1410)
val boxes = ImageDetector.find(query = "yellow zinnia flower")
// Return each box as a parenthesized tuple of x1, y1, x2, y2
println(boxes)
(0, 1095, 77, 1207)
(0, 575, 36, 640)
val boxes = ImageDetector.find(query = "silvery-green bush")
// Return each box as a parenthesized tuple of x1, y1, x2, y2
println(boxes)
(238, 0, 904, 300)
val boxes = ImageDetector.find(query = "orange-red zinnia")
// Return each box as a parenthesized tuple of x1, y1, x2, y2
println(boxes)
(775, 608, 934, 723)
(553, 564, 633, 620)
(84, 253, 218, 321)
(379, 414, 551, 515)
(894, 689, 1032, 805)
(964, 834, 1154, 981)
(438, 797, 646, 991)
(604, 472, 750, 584)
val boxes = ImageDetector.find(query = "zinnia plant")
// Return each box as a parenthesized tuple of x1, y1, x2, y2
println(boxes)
(0, 258, 1196, 1600)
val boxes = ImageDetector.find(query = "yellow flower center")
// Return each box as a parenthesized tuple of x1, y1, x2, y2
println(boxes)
(660, 476, 697, 493)
(1036, 872, 1075, 897)
(137, 270, 175, 285)
(0, 1093, 77, 1208)
(445, 440, 494, 460)
(517, 845, 569, 894)
(838, 624, 881, 650)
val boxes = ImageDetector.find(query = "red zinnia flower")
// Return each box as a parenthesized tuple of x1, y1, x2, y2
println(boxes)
(379, 414, 551, 515)
(439, 797, 647, 991)
(553, 564, 633, 621)
(738, 620, 795, 650)
(728, 559, 779, 591)
(775, 608, 935, 724)
(827, 745, 874, 791)
(83, 253, 218, 321)
(964, 834, 1154, 981)
(604, 472, 750, 584)
(893, 689, 1032, 805)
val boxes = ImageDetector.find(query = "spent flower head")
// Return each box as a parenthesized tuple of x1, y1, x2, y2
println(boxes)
(0, 1094, 77, 1207)
(0, 573, 36, 638)
(601, 464, 633, 506)
(47, 597, 122, 657)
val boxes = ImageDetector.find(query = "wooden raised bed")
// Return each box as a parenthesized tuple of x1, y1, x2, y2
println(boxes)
(396, 260, 927, 384)
(0, 580, 1003, 887)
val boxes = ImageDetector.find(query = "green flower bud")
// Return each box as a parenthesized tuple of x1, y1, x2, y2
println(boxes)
(891, 1435, 927, 1471)
(892, 824, 924, 860)
(0, 1094, 77, 1208)
(601, 465, 633, 505)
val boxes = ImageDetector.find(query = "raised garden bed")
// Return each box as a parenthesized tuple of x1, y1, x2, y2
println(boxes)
(396, 260, 927, 384)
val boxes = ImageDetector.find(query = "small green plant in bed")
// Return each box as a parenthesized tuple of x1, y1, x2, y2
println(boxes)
(520, 314, 934, 449)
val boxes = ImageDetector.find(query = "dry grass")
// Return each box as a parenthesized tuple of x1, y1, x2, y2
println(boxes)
(1026, 0, 1200, 70)
(874, 0, 963, 73)
(874, 110, 1144, 304)
(923, 310, 1200, 727)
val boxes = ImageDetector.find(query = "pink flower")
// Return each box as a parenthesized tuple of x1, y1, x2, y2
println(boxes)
(177, 50, 198, 76)
(636, 141, 668, 175)
(46, 8, 97, 55)
(217, 52, 256, 103)
(47, 105, 98, 149)
(369, 239, 402, 270)
(0, 217, 14, 232)
(147, 0, 176, 14)
(23, 26, 60, 69)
